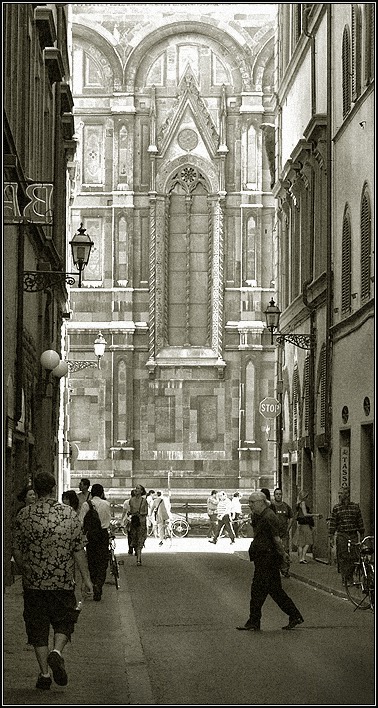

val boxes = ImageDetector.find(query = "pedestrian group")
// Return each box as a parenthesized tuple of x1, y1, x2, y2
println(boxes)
(12, 475, 365, 692)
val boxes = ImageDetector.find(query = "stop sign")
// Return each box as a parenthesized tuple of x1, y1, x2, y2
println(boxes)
(259, 397, 281, 418)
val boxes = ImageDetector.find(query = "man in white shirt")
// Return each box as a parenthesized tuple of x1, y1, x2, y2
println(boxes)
(209, 491, 236, 545)
(80, 484, 111, 601)
(231, 492, 243, 538)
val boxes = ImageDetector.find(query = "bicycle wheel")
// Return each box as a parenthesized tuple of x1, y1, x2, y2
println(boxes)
(345, 564, 371, 609)
(171, 519, 189, 538)
(238, 521, 250, 538)
(110, 551, 119, 589)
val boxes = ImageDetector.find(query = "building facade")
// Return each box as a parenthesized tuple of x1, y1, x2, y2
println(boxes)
(64, 4, 278, 500)
(3, 4, 75, 583)
(274, 3, 374, 559)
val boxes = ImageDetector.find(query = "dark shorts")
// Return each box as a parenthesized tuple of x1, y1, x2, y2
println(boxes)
(23, 589, 77, 647)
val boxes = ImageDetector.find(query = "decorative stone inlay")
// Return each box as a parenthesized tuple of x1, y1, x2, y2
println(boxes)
(178, 128, 198, 152)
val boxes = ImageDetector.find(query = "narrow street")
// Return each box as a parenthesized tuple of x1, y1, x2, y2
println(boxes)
(118, 540, 374, 706)
(3, 537, 375, 706)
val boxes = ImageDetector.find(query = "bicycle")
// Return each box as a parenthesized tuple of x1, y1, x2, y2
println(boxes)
(345, 535, 374, 611)
(108, 533, 120, 589)
(237, 515, 253, 538)
(148, 515, 190, 539)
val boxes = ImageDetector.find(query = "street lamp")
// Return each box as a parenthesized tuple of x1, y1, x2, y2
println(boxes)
(23, 223, 94, 292)
(40, 331, 107, 377)
(69, 223, 94, 288)
(93, 332, 107, 369)
(264, 298, 314, 350)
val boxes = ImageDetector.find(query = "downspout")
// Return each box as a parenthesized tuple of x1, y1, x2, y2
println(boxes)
(303, 6, 316, 115)
(325, 8, 333, 470)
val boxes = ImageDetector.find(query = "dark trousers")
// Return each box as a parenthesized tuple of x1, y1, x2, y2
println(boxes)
(207, 514, 218, 538)
(249, 559, 300, 626)
(86, 529, 109, 594)
(214, 514, 235, 541)
(336, 533, 359, 581)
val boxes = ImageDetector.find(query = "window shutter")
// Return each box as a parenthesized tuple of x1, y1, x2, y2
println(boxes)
(351, 5, 361, 101)
(360, 189, 371, 300)
(303, 355, 310, 434)
(320, 345, 326, 430)
(341, 211, 351, 313)
(342, 27, 351, 118)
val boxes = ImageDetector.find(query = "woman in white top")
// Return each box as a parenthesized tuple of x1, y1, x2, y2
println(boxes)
(209, 491, 236, 545)
(230, 492, 243, 538)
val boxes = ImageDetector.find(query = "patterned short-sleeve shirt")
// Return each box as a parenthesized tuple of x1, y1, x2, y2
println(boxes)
(14, 498, 86, 590)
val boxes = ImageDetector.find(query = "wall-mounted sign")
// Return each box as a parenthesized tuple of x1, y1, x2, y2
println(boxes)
(4, 182, 53, 224)
(340, 445, 350, 488)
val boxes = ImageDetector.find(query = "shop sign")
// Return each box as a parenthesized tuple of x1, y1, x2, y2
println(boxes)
(4, 182, 53, 223)
(340, 446, 350, 488)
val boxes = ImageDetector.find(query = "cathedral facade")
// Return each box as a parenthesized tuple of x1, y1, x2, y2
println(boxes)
(65, 4, 278, 498)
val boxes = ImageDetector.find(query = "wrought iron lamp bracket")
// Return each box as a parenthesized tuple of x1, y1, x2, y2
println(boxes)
(276, 333, 315, 350)
(67, 361, 98, 373)
(23, 271, 77, 292)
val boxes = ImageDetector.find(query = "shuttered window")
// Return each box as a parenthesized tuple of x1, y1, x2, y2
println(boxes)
(365, 4, 375, 84)
(342, 27, 351, 118)
(319, 345, 326, 430)
(360, 186, 371, 300)
(341, 209, 352, 314)
(303, 355, 310, 434)
(292, 366, 300, 440)
(351, 5, 362, 101)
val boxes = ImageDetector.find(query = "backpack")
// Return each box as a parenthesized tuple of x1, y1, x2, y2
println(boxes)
(83, 500, 102, 540)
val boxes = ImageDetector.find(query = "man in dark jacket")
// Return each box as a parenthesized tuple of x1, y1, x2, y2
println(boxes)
(329, 486, 365, 584)
(236, 491, 303, 632)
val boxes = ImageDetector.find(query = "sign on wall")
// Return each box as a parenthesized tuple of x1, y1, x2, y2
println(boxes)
(340, 445, 350, 488)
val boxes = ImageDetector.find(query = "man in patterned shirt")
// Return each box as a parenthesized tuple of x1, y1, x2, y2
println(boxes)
(329, 486, 365, 584)
(13, 472, 93, 691)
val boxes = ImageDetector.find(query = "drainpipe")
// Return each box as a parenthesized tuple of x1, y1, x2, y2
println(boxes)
(325, 8, 333, 478)
(302, 279, 315, 455)
(303, 6, 316, 115)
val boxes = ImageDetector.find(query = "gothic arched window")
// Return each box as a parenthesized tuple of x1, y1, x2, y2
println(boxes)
(166, 167, 211, 347)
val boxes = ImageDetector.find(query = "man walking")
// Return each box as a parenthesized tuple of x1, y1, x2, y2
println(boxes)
(273, 488, 294, 577)
(80, 483, 111, 600)
(13, 472, 93, 690)
(152, 491, 169, 546)
(236, 491, 303, 631)
(209, 491, 236, 545)
(77, 477, 91, 511)
(329, 486, 365, 584)
(206, 489, 218, 539)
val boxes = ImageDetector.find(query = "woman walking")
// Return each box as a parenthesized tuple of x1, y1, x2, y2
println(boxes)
(127, 484, 148, 565)
(295, 491, 321, 563)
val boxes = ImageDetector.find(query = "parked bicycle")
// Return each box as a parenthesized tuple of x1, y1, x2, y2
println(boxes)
(237, 514, 253, 538)
(147, 513, 190, 539)
(108, 533, 120, 589)
(345, 535, 374, 611)
(109, 517, 128, 536)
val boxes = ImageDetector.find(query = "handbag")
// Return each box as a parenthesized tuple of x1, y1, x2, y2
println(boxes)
(130, 500, 143, 528)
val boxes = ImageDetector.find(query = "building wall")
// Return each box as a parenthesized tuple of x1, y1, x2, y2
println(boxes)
(3, 4, 75, 584)
(65, 4, 279, 500)
(274, 3, 374, 559)
(330, 3, 374, 533)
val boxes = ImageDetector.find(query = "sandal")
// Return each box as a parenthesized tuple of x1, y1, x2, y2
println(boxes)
(136, 560, 141, 566)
